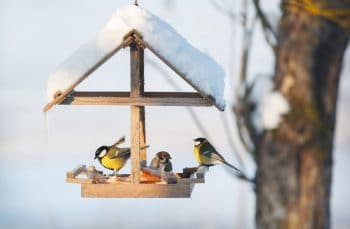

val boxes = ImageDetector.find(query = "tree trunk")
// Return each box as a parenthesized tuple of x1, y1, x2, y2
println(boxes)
(255, 1, 350, 228)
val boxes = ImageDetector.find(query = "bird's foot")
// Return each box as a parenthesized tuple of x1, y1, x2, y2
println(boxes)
(108, 172, 117, 177)
(197, 165, 209, 174)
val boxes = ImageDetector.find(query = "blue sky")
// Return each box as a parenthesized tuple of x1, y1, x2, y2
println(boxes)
(0, 0, 349, 228)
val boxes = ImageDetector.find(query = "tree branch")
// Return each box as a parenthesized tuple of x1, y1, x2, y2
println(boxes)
(252, 0, 277, 50)
(211, 0, 238, 21)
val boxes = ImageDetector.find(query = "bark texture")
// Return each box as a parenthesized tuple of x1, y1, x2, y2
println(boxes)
(255, 1, 350, 228)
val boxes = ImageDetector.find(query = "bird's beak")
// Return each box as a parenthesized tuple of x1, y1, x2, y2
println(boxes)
(94, 155, 97, 160)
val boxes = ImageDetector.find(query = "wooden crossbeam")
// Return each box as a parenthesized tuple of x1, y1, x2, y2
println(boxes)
(60, 91, 212, 107)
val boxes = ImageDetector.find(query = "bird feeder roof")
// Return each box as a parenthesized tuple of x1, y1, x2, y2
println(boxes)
(45, 5, 225, 111)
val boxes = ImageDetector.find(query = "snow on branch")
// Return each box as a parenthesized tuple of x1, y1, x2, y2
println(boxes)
(250, 76, 290, 132)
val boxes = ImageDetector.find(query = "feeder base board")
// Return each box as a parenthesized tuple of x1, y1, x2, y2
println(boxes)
(66, 166, 205, 198)
(81, 183, 194, 198)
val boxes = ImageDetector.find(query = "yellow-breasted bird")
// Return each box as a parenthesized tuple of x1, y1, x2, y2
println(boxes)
(193, 137, 241, 173)
(94, 136, 130, 176)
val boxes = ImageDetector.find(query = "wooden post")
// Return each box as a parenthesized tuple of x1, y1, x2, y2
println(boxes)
(140, 108, 146, 162)
(130, 41, 146, 183)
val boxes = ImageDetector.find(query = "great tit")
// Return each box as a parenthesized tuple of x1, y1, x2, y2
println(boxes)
(94, 136, 130, 176)
(193, 137, 241, 173)
(150, 151, 173, 172)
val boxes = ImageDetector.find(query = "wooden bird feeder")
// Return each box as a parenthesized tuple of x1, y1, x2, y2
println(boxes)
(44, 16, 224, 198)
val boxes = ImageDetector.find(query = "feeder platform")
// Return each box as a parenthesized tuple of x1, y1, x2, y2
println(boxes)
(66, 166, 205, 198)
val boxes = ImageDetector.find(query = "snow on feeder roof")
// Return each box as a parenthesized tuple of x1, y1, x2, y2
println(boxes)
(45, 5, 225, 112)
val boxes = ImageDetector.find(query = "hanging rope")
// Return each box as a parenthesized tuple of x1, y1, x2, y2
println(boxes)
(283, 0, 350, 29)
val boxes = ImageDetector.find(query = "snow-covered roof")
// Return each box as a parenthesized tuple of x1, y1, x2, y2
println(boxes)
(46, 5, 225, 111)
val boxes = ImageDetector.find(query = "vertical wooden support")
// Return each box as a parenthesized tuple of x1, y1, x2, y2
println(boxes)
(130, 41, 146, 184)
(140, 108, 146, 162)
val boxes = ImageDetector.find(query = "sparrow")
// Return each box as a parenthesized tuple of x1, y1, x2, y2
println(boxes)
(193, 137, 241, 173)
(150, 151, 173, 172)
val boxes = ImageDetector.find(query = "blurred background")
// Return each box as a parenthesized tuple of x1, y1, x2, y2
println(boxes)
(0, 0, 349, 228)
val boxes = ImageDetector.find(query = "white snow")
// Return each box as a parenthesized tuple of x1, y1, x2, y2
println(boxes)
(47, 5, 225, 109)
(260, 92, 290, 130)
(250, 76, 290, 132)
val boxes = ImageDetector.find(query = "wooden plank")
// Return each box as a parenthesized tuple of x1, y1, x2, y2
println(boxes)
(66, 91, 207, 98)
(60, 92, 212, 106)
(67, 175, 203, 185)
(61, 96, 211, 106)
(131, 106, 141, 184)
(130, 41, 146, 162)
(67, 171, 75, 179)
(43, 43, 126, 112)
(140, 107, 147, 162)
(66, 177, 93, 184)
(130, 43, 144, 98)
(81, 183, 192, 198)
(177, 177, 205, 184)
(130, 42, 144, 184)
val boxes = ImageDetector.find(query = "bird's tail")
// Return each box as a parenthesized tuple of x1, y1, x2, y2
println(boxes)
(221, 160, 253, 182)
(221, 160, 241, 173)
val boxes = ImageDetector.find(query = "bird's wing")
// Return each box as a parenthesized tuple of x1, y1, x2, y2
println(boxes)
(110, 147, 130, 159)
(201, 142, 226, 161)
(201, 142, 241, 173)
(106, 147, 118, 158)
(164, 161, 173, 172)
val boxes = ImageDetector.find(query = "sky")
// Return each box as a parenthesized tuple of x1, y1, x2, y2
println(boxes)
(0, 0, 349, 228)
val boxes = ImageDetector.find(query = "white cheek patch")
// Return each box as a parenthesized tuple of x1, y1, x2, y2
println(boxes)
(99, 150, 107, 158)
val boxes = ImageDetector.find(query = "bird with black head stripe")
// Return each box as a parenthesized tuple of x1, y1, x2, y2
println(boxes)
(94, 136, 130, 177)
(193, 137, 241, 173)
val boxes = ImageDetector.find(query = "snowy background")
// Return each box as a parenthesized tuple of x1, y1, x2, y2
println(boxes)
(0, 0, 349, 228)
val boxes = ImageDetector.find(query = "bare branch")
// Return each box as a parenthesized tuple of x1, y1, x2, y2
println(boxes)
(233, 2, 258, 153)
(220, 113, 247, 171)
(252, 0, 277, 50)
(211, 0, 237, 21)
